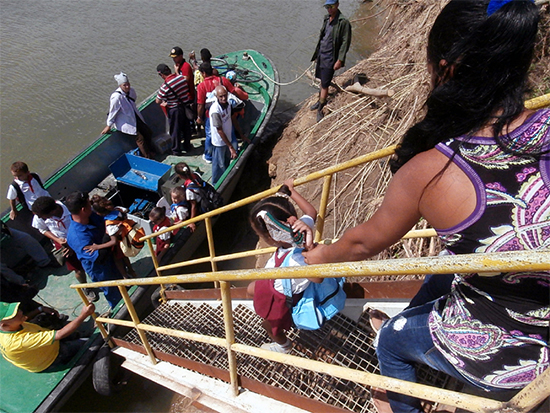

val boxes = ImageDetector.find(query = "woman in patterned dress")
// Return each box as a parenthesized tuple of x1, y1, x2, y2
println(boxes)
(304, 1, 549, 411)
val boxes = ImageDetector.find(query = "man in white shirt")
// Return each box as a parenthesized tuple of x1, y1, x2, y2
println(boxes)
(101, 72, 153, 158)
(209, 86, 245, 185)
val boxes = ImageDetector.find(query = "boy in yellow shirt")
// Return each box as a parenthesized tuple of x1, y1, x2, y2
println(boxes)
(0, 301, 94, 372)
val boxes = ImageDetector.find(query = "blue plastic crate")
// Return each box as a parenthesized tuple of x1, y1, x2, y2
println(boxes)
(109, 154, 171, 193)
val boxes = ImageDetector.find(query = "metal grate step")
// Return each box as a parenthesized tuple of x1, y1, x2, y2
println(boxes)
(123, 301, 452, 413)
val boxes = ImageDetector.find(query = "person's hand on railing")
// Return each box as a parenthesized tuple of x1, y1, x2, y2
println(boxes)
(302, 243, 326, 264)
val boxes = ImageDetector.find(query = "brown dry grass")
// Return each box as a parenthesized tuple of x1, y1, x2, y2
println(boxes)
(268, 0, 550, 270)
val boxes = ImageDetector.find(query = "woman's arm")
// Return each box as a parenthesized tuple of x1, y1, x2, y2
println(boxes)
(303, 154, 435, 265)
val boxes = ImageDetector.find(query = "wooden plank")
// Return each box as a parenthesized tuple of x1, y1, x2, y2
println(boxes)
(114, 340, 351, 412)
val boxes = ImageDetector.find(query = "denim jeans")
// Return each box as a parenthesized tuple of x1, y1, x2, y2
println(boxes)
(376, 302, 469, 413)
(211, 145, 230, 185)
(406, 273, 454, 309)
(205, 118, 237, 162)
(204, 117, 212, 161)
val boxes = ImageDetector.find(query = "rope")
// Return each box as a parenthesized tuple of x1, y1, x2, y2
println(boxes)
(36, 292, 83, 316)
(249, 55, 315, 87)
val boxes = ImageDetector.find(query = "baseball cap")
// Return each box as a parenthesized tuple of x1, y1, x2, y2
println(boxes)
(169, 47, 183, 58)
(0, 302, 20, 322)
(324, 0, 338, 5)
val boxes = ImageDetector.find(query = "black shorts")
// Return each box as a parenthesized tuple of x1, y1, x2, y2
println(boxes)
(315, 66, 335, 89)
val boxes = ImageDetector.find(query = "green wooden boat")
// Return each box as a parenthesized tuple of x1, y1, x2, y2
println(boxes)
(0, 49, 279, 413)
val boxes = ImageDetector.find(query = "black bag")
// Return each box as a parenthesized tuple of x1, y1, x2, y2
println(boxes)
(186, 177, 224, 213)
(183, 102, 195, 121)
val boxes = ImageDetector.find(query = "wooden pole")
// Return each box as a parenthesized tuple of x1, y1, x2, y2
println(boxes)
(345, 81, 395, 97)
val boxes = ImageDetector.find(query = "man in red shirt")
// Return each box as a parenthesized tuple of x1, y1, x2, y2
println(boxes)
(169, 47, 195, 101)
(196, 63, 248, 163)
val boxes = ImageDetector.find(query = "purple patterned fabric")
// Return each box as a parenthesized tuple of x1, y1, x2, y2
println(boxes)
(430, 109, 550, 389)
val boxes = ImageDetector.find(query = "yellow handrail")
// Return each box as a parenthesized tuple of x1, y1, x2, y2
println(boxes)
(525, 92, 550, 109)
(140, 144, 398, 241)
(72, 250, 550, 289)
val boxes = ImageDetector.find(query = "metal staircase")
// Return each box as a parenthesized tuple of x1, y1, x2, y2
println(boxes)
(116, 299, 453, 413)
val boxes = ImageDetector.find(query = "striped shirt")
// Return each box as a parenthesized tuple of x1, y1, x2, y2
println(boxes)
(157, 74, 191, 108)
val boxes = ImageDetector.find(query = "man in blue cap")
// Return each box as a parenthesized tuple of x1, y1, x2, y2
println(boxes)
(310, 0, 352, 121)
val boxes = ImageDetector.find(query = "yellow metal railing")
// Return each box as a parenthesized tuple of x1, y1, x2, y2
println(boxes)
(525, 92, 550, 110)
(73, 93, 550, 411)
(74, 250, 550, 413)
(142, 144, 400, 304)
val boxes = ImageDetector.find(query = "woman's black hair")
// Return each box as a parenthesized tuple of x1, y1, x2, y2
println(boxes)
(200, 48, 212, 62)
(390, 0, 540, 173)
(249, 185, 296, 239)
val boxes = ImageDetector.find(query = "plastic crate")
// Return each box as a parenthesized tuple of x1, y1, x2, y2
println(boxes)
(109, 153, 171, 194)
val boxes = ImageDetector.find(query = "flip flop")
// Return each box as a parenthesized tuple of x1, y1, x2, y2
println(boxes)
(367, 307, 390, 333)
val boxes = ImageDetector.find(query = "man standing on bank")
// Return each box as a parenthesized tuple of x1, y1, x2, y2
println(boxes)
(310, 0, 352, 122)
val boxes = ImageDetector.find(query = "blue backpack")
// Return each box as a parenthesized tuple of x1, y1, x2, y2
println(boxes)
(280, 250, 346, 330)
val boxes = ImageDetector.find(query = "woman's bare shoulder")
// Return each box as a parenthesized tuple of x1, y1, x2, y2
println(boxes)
(394, 149, 449, 187)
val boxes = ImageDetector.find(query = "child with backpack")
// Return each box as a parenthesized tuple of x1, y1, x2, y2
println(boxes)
(174, 162, 223, 231)
(247, 179, 322, 354)
(86, 195, 139, 279)
(7, 161, 50, 221)
(148, 206, 172, 260)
